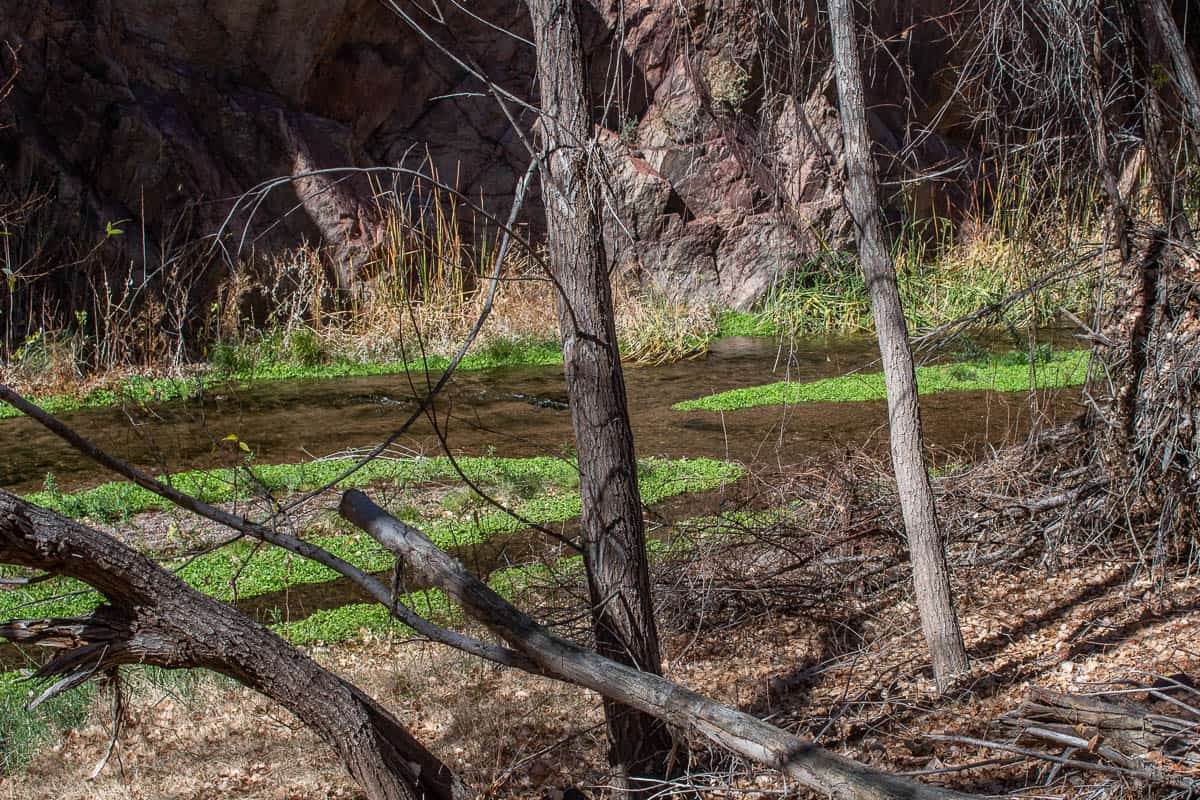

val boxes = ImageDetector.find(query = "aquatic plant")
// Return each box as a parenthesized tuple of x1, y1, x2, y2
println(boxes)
(3, 457, 743, 621)
(673, 349, 1090, 412)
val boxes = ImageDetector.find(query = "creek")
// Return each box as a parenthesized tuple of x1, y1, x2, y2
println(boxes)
(0, 334, 1080, 494)
(0, 333, 1082, 667)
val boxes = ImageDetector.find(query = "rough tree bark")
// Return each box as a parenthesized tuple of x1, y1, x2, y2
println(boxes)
(341, 489, 977, 800)
(1123, 0, 1197, 250)
(825, 0, 970, 692)
(527, 0, 673, 791)
(1141, 0, 1200, 154)
(0, 491, 469, 800)
(1087, 0, 1131, 263)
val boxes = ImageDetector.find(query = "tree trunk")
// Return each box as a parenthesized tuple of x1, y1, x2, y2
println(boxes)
(1124, 0, 1197, 250)
(1142, 0, 1200, 154)
(1088, 0, 1131, 262)
(526, 0, 673, 792)
(341, 489, 977, 800)
(825, 0, 970, 693)
(0, 491, 469, 800)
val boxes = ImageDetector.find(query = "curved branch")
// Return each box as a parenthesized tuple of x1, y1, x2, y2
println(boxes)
(0, 491, 469, 800)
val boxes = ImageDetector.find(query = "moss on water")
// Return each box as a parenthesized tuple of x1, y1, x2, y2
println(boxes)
(269, 504, 780, 646)
(25, 455, 584, 521)
(25, 455, 739, 524)
(673, 349, 1090, 412)
(271, 553, 589, 645)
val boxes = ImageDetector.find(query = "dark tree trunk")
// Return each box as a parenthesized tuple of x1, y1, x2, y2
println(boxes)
(526, 0, 673, 791)
(1141, 0, 1200, 154)
(1088, 0, 1131, 262)
(1123, 0, 1197, 249)
(825, 0, 970, 693)
(0, 491, 469, 800)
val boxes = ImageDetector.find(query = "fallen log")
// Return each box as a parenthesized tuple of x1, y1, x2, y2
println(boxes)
(0, 491, 469, 800)
(339, 488, 975, 800)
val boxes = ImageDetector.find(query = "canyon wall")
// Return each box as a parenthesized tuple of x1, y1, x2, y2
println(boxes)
(1, 0, 983, 310)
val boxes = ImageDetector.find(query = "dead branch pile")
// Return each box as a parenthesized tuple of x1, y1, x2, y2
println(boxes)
(936, 679, 1200, 792)
(1090, 227, 1200, 560)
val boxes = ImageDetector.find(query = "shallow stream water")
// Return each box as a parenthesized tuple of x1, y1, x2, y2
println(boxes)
(0, 334, 1081, 494)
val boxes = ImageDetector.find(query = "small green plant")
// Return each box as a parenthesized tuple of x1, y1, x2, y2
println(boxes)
(619, 115, 639, 143)
(41, 471, 60, 501)
(952, 337, 989, 363)
(705, 56, 750, 112)
(440, 487, 483, 516)
(997, 342, 1055, 366)
(716, 311, 776, 338)
(285, 326, 327, 367)
(947, 364, 977, 381)
(209, 341, 253, 376)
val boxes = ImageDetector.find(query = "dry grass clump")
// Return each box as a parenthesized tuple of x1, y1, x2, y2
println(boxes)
(613, 281, 718, 366)
(1, 167, 724, 398)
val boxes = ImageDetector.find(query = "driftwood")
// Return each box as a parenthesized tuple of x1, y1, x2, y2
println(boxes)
(340, 488, 974, 800)
(0, 491, 470, 800)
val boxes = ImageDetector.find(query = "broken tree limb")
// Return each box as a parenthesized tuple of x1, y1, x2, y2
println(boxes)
(0, 491, 469, 800)
(339, 488, 975, 800)
(926, 733, 1195, 790)
(1000, 686, 1200, 779)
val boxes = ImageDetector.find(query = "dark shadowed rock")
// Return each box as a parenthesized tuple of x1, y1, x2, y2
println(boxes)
(0, 0, 984, 311)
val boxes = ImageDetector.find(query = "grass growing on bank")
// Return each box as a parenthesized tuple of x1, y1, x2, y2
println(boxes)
(267, 504, 786, 645)
(716, 195, 1099, 341)
(0, 498, 763, 771)
(0, 335, 564, 421)
(272, 556, 580, 646)
(5, 457, 743, 620)
(0, 234, 1099, 422)
(0, 456, 742, 762)
(673, 348, 1090, 412)
(0, 665, 230, 774)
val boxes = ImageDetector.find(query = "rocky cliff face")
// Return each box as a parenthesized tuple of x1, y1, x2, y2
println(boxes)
(0, 0, 978, 309)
